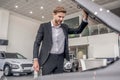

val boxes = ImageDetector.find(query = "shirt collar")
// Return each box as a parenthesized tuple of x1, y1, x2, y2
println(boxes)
(51, 21, 61, 28)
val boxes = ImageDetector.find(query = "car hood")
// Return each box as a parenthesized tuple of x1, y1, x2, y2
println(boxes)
(5, 59, 32, 64)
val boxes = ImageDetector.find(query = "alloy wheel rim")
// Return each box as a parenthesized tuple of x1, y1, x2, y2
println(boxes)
(4, 67, 9, 75)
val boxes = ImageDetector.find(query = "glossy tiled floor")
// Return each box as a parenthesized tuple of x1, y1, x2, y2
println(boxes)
(4, 60, 120, 80)
(6, 74, 33, 80)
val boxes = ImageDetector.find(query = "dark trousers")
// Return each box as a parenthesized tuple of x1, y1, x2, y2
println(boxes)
(42, 53, 64, 75)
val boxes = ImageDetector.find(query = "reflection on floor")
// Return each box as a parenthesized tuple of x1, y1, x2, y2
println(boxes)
(6, 74, 33, 80)
(5, 59, 120, 80)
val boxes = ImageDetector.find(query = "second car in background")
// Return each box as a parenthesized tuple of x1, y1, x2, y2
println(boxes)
(0, 52, 33, 76)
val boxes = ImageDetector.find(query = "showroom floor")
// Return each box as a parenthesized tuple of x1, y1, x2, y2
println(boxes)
(6, 74, 33, 80)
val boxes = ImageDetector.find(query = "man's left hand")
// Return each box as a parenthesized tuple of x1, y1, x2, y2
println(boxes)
(82, 9, 88, 21)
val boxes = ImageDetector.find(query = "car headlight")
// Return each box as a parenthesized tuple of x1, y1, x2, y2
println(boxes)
(11, 64, 19, 69)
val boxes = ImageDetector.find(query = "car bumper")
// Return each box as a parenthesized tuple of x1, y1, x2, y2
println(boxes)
(11, 67, 33, 73)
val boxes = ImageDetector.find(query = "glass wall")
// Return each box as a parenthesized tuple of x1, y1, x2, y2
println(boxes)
(64, 16, 79, 28)
(64, 16, 80, 38)
(83, 24, 115, 36)
(64, 16, 115, 38)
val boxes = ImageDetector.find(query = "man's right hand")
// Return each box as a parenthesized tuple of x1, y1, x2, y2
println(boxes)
(33, 59, 40, 72)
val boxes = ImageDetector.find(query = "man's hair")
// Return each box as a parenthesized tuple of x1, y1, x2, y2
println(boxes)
(53, 6, 67, 14)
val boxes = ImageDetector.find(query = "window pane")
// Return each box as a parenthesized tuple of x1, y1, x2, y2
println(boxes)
(64, 16, 79, 28)
(64, 16, 80, 38)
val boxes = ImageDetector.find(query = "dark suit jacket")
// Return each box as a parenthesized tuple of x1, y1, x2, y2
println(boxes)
(33, 21, 88, 65)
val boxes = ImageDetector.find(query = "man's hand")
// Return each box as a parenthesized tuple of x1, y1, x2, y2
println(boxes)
(33, 59, 40, 72)
(82, 9, 88, 21)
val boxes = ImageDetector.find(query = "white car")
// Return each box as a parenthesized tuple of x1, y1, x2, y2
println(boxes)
(0, 52, 33, 76)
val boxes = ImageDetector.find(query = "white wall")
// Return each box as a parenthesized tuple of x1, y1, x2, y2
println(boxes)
(0, 8, 43, 60)
(69, 33, 119, 58)
(69, 37, 88, 46)
(0, 8, 9, 51)
(6, 12, 42, 60)
(88, 33, 119, 58)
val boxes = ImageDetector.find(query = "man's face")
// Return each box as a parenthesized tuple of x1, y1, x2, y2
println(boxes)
(53, 12, 66, 25)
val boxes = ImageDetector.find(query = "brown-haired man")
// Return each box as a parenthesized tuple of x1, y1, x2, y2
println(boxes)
(33, 6, 88, 75)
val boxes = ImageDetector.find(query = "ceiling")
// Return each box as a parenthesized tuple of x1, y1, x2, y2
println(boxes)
(0, 0, 120, 22)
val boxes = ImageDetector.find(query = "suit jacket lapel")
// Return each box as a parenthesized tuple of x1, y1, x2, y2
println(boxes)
(47, 22, 53, 44)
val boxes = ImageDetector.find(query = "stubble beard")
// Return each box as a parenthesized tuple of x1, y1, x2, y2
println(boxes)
(55, 19, 62, 25)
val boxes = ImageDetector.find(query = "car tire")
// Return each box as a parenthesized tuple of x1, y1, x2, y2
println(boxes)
(4, 65, 12, 76)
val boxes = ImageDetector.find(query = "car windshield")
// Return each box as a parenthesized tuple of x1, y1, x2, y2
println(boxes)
(5, 53, 27, 59)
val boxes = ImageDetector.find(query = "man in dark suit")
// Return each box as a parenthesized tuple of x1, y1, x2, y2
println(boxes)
(33, 6, 88, 75)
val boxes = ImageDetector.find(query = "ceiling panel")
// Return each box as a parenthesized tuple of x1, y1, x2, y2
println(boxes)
(0, 0, 119, 22)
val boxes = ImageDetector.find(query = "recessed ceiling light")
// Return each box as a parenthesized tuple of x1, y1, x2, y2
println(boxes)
(40, 6, 44, 9)
(42, 16, 44, 19)
(107, 10, 110, 13)
(15, 5, 18, 8)
(94, 12, 98, 15)
(99, 8, 103, 11)
(29, 11, 33, 14)
(92, 0, 95, 2)
(58, 0, 62, 2)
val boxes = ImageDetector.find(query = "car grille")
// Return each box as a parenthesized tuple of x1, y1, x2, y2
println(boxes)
(21, 64, 33, 69)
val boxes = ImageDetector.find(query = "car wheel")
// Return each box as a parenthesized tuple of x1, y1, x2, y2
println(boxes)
(4, 65, 12, 76)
